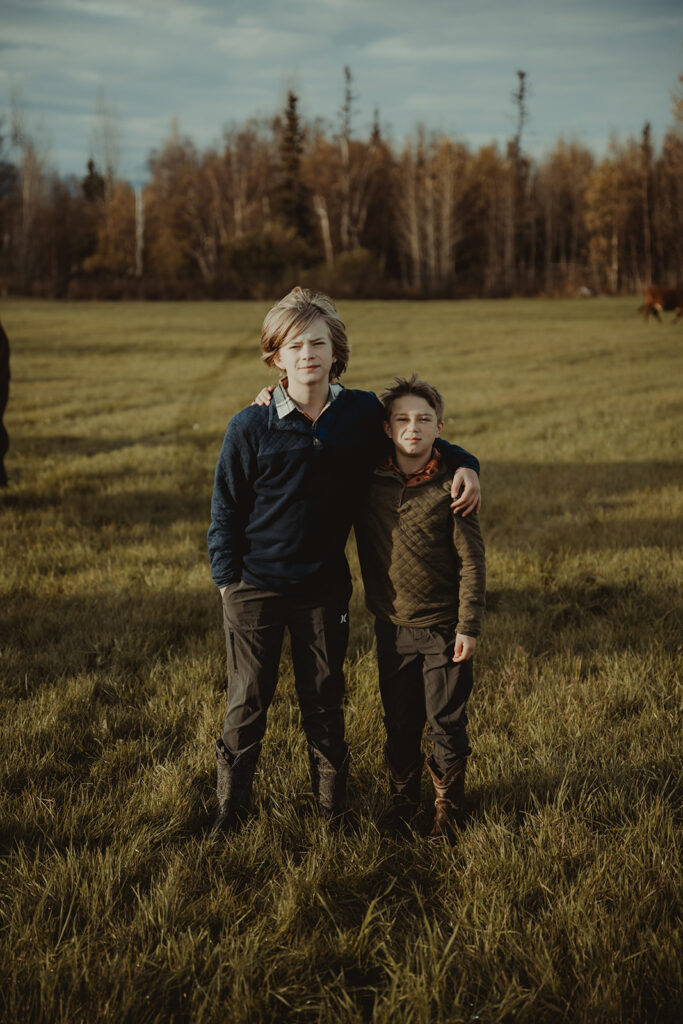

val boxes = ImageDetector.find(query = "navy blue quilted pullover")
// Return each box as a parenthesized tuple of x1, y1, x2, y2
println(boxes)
(207, 386, 479, 594)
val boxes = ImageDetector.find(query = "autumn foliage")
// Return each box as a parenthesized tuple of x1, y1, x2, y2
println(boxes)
(1, 74, 682, 300)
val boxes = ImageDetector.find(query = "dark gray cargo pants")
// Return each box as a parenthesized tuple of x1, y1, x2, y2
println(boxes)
(221, 580, 351, 767)
(374, 618, 474, 776)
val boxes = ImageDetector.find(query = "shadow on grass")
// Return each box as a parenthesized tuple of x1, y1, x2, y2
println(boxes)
(8, 576, 674, 709)
(468, 758, 682, 832)
(483, 460, 683, 552)
(1, 470, 211, 526)
(483, 459, 683, 498)
(485, 579, 681, 653)
(68, 488, 208, 529)
(14, 429, 218, 460)
(2, 587, 221, 695)
(2, 514, 680, 700)
(1, 485, 209, 529)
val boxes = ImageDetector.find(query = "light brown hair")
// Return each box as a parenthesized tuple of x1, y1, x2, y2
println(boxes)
(380, 373, 445, 423)
(261, 287, 350, 379)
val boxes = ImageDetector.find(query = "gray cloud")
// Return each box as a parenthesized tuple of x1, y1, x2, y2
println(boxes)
(1, 0, 681, 179)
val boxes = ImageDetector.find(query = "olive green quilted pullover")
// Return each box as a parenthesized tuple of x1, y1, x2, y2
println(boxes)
(355, 461, 486, 635)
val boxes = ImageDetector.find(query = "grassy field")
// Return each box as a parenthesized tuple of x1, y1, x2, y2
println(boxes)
(0, 297, 681, 1023)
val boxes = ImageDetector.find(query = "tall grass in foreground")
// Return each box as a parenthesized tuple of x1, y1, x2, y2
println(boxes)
(0, 298, 681, 1023)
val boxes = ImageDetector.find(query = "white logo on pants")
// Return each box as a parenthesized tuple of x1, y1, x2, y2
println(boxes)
(340, 613, 348, 624)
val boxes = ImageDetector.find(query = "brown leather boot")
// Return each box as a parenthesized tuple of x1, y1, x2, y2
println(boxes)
(426, 756, 467, 839)
(387, 753, 423, 833)
(210, 739, 260, 836)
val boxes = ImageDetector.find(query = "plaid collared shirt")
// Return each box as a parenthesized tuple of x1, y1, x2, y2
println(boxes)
(273, 379, 343, 422)
(380, 447, 442, 487)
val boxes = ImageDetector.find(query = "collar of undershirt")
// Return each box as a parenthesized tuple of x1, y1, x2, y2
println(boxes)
(380, 447, 442, 487)
(273, 378, 343, 422)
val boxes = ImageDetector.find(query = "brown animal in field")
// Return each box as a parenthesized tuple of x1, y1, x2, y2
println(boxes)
(639, 286, 683, 323)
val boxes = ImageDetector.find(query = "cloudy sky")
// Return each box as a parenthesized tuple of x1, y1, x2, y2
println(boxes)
(1, 0, 681, 181)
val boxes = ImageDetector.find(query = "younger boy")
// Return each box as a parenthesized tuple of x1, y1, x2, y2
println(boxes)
(355, 374, 486, 838)
(208, 290, 481, 835)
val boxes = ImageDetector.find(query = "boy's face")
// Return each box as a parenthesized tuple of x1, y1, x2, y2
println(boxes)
(274, 317, 335, 387)
(384, 394, 443, 462)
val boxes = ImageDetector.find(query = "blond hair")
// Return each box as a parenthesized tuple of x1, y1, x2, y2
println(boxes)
(261, 287, 350, 379)
(380, 373, 445, 423)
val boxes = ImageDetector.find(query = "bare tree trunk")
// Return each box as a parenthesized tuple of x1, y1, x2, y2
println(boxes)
(609, 221, 619, 293)
(18, 145, 44, 285)
(486, 182, 499, 296)
(313, 193, 334, 266)
(347, 140, 378, 250)
(528, 206, 536, 293)
(503, 164, 515, 294)
(339, 136, 350, 251)
(570, 197, 580, 286)
(90, 89, 122, 201)
(338, 67, 353, 252)
(261, 196, 271, 231)
(408, 176, 421, 292)
(503, 71, 528, 296)
(394, 145, 424, 292)
(232, 162, 244, 237)
(208, 168, 229, 248)
(403, 155, 422, 292)
(544, 184, 553, 295)
(641, 122, 653, 284)
(437, 150, 454, 291)
(424, 174, 436, 294)
(186, 186, 216, 284)
(135, 185, 144, 278)
(628, 233, 640, 293)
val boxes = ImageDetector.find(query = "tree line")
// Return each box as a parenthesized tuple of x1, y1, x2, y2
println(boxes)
(1, 70, 682, 300)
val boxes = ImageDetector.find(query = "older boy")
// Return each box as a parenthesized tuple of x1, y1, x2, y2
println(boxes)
(355, 374, 486, 838)
(208, 288, 480, 834)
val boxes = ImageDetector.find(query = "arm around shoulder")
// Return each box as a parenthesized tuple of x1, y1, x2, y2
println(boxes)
(435, 437, 480, 476)
(434, 438, 481, 515)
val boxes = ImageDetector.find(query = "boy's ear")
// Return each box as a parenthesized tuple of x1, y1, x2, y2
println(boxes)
(436, 421, 444, 436)
(383, 420, 392, 438)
